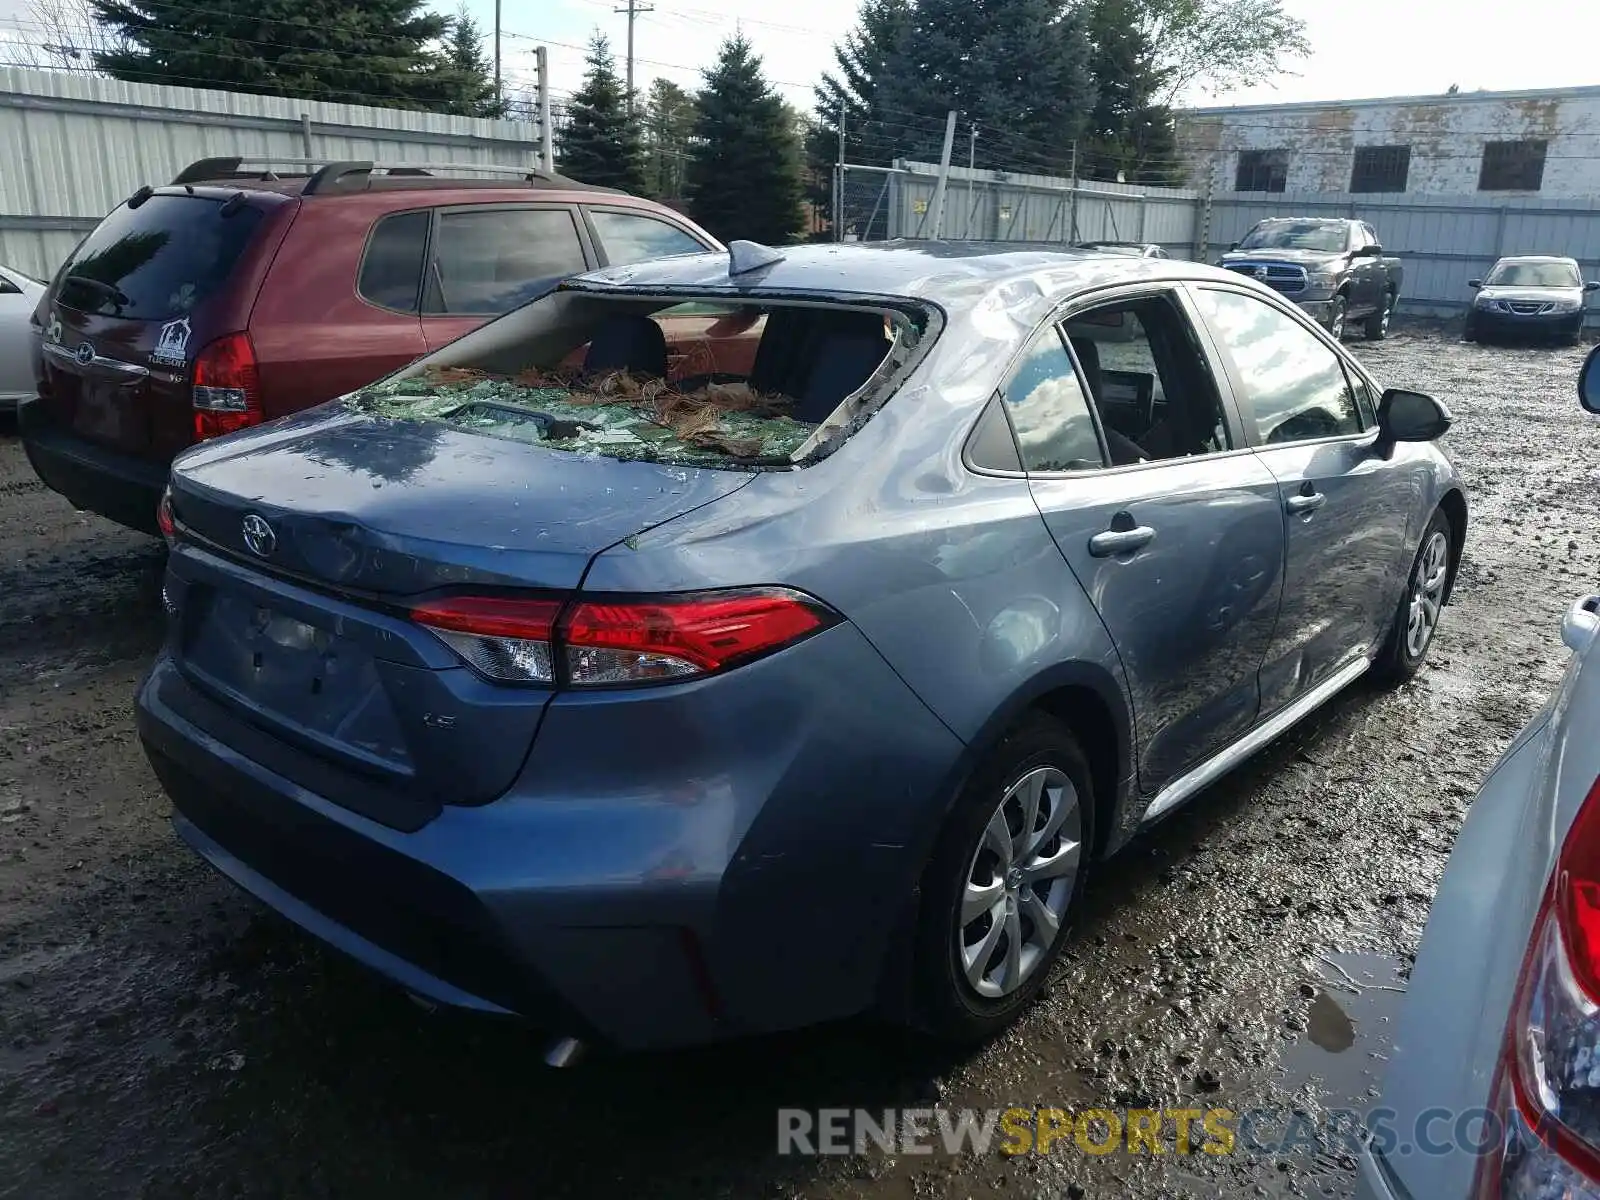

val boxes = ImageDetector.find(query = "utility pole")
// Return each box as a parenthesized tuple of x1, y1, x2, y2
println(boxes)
(928, 109, 958, 240)
(536, 46, 554, 174)
(493, 0, 502, 104)
(615, 0, 654, 116)
(836, 99, 846, 244)
(968, 123, 977, 171)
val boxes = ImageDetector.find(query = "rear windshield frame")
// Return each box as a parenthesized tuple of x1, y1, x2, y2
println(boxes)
(55, 192, 267, 320)
(351, 285, 944, 472)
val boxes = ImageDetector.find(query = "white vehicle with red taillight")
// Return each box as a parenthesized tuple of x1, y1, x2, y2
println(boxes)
(1359, 349, 1600, 1199)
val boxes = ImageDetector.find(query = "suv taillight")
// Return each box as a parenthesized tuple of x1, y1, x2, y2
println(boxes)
(192, 332, 261, 441)
(1476, 775, 1600, 1196)
(410, 588, 837, 687)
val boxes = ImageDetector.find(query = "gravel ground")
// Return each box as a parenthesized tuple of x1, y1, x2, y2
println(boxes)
(1, 327, 1597, 1200)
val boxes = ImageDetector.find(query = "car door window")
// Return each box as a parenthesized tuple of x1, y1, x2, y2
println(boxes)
(1346, 366, 1377, 429)
(428, 207, 587, 316)
(589, 211, 707, 267)
(1062, 292, 1234, 464)
(999, 327, 1105, 472)
(1192, 287, 1362, 444)
(358, 210, 430, 313)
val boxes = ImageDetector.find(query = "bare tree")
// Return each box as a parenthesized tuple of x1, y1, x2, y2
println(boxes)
(1136, 0, 1311, 104)
(0, 0, 128, 71)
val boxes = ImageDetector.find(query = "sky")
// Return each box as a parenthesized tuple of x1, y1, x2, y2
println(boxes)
(0, 0, 1594, 117)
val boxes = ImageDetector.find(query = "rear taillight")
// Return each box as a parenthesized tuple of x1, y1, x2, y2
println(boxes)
(191, 332, 262, 441)
(410, 588, 837, 687)
(410, 596, 562, 684)
(1476, 775, 1600, 1197)
(156, 486, 175, 544)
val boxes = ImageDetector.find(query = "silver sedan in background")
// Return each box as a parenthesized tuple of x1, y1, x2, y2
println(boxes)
(1359, 347, 1600, 1198)
(0, 263, 45, 413)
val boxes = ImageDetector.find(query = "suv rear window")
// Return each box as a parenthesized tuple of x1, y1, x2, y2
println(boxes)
(56, 194, 264, 320)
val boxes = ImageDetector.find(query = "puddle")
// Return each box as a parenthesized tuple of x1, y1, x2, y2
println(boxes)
(1281, 952, 1408, 1108)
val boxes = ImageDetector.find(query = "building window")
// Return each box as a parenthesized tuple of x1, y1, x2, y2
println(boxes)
(1235, 149, 1289, 193)
(1350, 145, 1411, 193)
(1479, 140, 1548, 191)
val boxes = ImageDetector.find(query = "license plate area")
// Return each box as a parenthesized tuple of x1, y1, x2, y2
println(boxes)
(182, 590, 413, 774)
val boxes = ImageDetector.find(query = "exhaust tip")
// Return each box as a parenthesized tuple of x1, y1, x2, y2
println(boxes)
(543, 1036, 585, 1068)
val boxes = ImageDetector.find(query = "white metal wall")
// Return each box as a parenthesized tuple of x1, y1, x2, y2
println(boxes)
(0, 65, 544, 278)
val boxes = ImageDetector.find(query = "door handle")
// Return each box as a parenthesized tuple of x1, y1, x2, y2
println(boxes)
(1089, 526, 1156, 557)
(1285, 491, 1327, 515)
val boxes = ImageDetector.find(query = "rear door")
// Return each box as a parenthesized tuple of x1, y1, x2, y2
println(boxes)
(419, 204, 593, 350)
(1188, 283, 1411, 716)
(1015, 286, 1286, 796)
(39, 192, 278, 459)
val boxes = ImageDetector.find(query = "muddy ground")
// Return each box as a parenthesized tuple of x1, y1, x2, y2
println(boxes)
(1, 327, 1596, 1200)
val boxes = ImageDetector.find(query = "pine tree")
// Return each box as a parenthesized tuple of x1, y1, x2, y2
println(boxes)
(1081, 0, 1179, 184)
(557, 33, 646, 194)
(436, 6, 505, 119)
(688, 35, 804, 246)
(90, 0, 453, 109)
(872, 0, 1095, 175)
(810, 0, 915, 171)
(642, 79, 697, 203)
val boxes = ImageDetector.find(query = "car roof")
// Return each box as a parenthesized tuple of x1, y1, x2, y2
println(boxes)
(1495, 255, 1577, 264)
(568, 240, 1232, 324)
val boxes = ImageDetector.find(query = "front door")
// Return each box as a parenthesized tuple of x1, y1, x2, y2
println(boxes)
(1188, 284, 1413, 715)
(1006, 287, 1286, 796)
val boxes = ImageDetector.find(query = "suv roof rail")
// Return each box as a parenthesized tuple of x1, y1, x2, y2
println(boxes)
(169, 157, 600, 194)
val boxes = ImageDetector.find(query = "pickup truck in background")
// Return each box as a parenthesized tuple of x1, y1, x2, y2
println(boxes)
(1219, 217, 1404, 341)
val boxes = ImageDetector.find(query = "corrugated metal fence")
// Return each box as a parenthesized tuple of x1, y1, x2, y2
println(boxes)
(837, 161, 1200, 254)
(1206, 191, 1600, 320)
(0, 66, 544, 278)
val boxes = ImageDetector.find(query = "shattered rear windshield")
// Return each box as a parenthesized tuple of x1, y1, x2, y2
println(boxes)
(347, 298, 915, 467)
(354, 367, 817, 464)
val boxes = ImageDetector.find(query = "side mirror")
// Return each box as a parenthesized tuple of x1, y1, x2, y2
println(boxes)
(1352, 244, 1381, 257)
(1468, 279, 1483, 289)
(1228, 242, 1238, 251)
(1375, 388, 1453, 458)
(1581, 344, 1600, 414)
(1586, 281, 1600, 293)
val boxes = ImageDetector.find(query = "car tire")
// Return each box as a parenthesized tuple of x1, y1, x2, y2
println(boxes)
(1364, 292, 1395, 340)
(1327, 295, 1348, 341)
(1374, 508, 1454, 686)
(912, 714, 1094, 1043)
(1462, 319, 1477, 343)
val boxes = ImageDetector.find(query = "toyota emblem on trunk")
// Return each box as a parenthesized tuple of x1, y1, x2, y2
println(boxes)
(74, 342, 95, 366)
(241, 515, 277, 557)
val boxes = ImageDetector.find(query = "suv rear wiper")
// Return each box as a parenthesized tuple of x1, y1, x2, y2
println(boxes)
(63, 274, 132, 313)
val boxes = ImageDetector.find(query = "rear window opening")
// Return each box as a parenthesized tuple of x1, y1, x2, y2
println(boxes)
(348, 292, 930, 467)
(56, 193, 264, 320)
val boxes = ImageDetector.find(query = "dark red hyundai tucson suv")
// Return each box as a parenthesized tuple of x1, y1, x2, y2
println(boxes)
(20, 157, 728, 534)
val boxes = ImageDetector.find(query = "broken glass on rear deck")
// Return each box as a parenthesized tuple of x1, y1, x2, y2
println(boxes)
(350, 366, 817, 465)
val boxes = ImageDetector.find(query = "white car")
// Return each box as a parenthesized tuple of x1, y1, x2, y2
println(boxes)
(0, 263, 45, 413)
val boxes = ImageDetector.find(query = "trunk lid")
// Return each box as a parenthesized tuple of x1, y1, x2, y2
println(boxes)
(164, 409, 753, 815)
(170, 408, 754, 593)
(40, 190, 290, 461)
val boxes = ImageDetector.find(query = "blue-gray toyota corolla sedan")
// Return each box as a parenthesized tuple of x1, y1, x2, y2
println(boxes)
(136, 242, 1467, 1056)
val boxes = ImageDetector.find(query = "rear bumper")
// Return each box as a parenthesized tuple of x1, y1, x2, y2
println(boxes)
(137, 619, 966, 1049)
(18, 397, 168, 534)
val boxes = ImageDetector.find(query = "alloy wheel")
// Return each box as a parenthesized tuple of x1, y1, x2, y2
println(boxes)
(1406, 530, 1450, 658)
(1380, 303, 1392, 335)
(1330, 305, 1346, 340)
(955, 766, 1082, 999)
